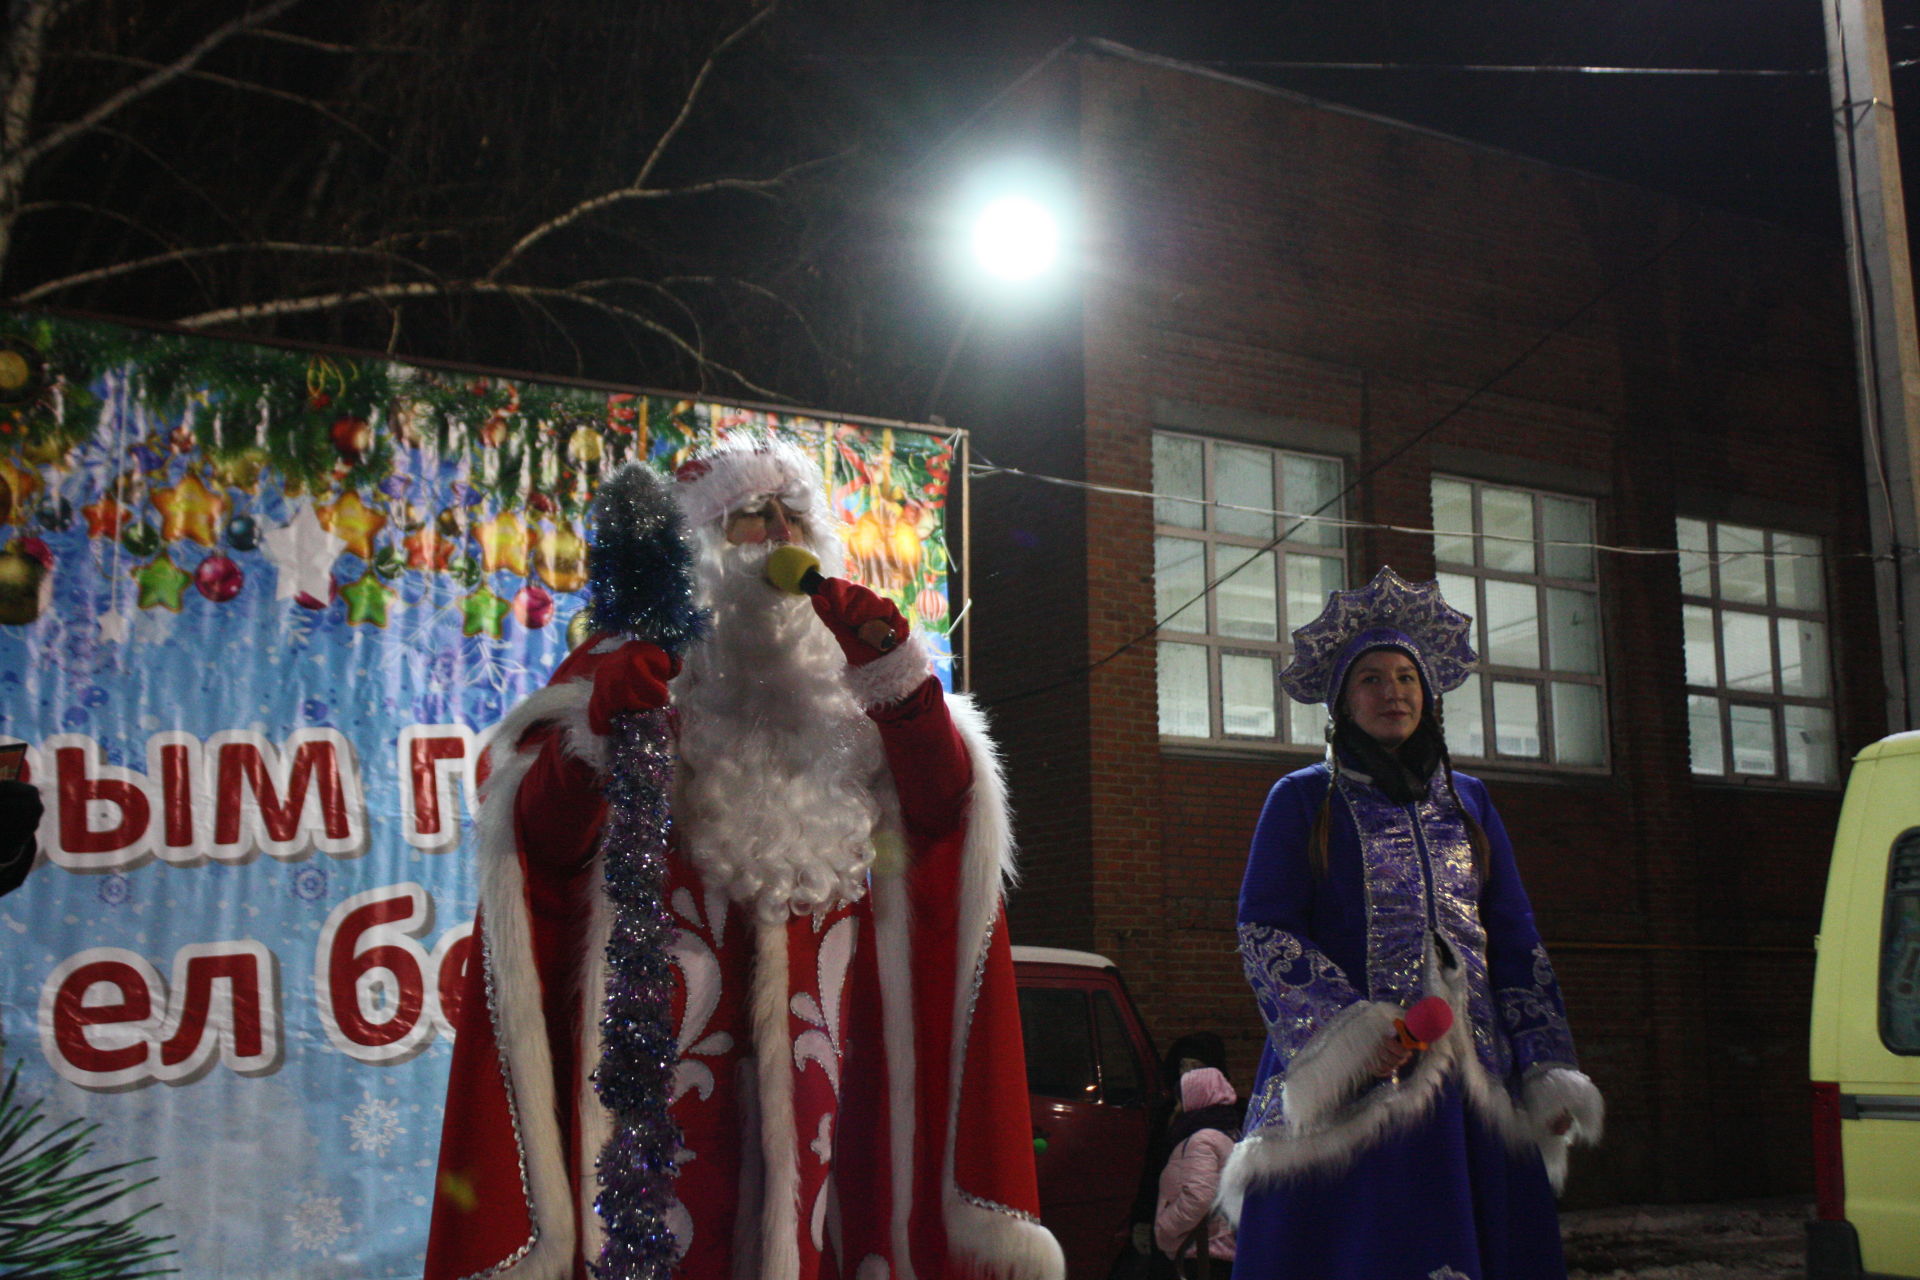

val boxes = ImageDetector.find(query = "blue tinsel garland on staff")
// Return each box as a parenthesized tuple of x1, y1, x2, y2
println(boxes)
(580, 463, 706, 1280)
(592, 709, 682, 1279)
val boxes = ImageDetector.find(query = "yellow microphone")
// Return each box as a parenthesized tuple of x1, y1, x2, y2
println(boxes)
(765, 545, 899, 652)
(765, 545, 825, 595)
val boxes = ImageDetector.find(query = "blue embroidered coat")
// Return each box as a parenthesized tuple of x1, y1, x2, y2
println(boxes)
(1223, 762, 1600, 1280)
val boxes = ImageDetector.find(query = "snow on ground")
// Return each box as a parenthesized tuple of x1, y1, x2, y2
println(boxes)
(1563, 1198, 1809, 1280)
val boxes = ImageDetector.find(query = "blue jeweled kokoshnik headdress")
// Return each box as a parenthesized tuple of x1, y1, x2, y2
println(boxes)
(1278, 566, 1478, 710)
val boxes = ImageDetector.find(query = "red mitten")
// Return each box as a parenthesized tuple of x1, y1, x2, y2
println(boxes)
(587, 642, 681, 734)
(809, 577, 909, 666)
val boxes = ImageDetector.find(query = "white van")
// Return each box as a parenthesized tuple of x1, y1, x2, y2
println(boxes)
(1808, 729, 1920, 1279)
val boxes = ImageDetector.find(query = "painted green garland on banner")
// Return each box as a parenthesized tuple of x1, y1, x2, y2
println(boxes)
(0, 312, 954, 636)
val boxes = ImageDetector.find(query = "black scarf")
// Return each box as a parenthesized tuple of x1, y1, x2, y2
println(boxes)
(1332, 715, 1443, 805)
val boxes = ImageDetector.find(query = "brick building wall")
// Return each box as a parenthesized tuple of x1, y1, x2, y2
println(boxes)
(951, 45, 1880, 1205)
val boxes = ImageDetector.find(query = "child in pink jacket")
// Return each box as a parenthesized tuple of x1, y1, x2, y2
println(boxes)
(1154, 1067, 1242, 1274)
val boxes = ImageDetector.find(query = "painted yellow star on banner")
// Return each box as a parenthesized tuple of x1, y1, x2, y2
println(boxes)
(341, 571, 395, 627)
(132, 556, 192, 611)
(318, 489, 387, 561)
(472, 510, 531, 576)
(461, 589, 511, 639)
(151, 472, 224, 546)
(0, 456, 42, 521)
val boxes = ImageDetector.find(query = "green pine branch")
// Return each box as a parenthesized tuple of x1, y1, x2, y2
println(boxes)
(0, 1062, 179, 1280)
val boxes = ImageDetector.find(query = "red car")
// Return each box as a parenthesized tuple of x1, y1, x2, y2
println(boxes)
(1012, 945, 1170, 1280)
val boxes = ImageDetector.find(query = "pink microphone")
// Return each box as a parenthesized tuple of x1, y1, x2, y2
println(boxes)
(1395, 996, 1454, 1051)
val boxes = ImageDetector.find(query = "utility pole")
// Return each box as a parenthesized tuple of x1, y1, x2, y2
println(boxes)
(1824, 0, 1920, 734)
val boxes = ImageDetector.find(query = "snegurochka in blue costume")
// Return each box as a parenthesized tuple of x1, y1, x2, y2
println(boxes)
(1223, 567, 1604, 1280)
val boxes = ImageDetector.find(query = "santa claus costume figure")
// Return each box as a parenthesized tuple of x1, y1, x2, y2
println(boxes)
(427, 440, 1060, 1280)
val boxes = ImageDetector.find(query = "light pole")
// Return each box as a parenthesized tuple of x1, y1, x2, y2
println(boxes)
(1824, 0, 1920, 733)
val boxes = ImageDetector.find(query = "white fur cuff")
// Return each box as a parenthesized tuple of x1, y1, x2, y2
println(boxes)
(1281, 1000, 1401, 1132)
(1523, 1067, 1604, 1145)
(1523, 1067, 1604, 1193)
(843, 630, 934, 708)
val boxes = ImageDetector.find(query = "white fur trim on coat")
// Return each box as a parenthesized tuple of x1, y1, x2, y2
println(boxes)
(749, 918, 802, 1280)
(473, 678, 1056, 1279)
(843, 630, 935, 709)
(468, 678, 602, 1280)
(1522, 1067, 1605, 1192)
(868, 864, 921, 1280)
(937, 695, 1064, 1279)
(1220, 942, 1602, 1223)
(1277, 999, 1402, 1133)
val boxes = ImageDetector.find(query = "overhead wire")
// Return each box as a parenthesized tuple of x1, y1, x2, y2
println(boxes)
(1190, 61, 1818, 77)
(785, 54, 1819, 78)
(970, 463, 1875, 563)
(979, 210, 1713, 710)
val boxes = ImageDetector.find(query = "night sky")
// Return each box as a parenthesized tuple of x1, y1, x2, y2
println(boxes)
(795, 0, 1893, 245)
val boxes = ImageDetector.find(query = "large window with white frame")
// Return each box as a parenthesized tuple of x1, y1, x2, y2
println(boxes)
(1153, 431, 1347, 746)
(1676, 517, 1836, 784)
(1431, 476, 1607, 768)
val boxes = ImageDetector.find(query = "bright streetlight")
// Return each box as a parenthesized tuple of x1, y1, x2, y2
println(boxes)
(970, 194, 1061, 282)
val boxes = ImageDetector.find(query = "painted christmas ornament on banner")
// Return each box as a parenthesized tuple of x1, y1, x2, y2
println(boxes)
(0, 544, 48, 625)
(331, 416, 372, 463)
(567, 425, 605, 465)
(121, 521, 161, 557)
(223, 514, 259, 551)
(194, 553, 244, 603)
(536, 526, 588, 592)
(567, 608, 594, 648)
(512, 583, 554, 629)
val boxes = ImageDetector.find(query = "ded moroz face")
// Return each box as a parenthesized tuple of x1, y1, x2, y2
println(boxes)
(724, 495, 809, 547)
(1342, 648, 1424, 748)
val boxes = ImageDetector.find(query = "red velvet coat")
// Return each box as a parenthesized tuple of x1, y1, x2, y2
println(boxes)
(425, 636, 1058, 1280)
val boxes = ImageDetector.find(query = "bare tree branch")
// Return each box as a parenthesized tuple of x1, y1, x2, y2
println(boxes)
(3, 0, 845, 407)
(502, 290, 591, 376)
(10, 196, 234, 301)
(4, 1, 57, 161)
(90, 123, 251, 235)
(574, 275, 708, 350)
(487, 148, 853, 283)
(633, 1, 779, 190)
(0, 0, 63, 268)
(484, 2, 788, 281)
(5, 0, 308, 183)
(174, 279, 792, 402)
(68, 52, 384, 152)
(665, 273, 834, 364)
(12, 199, 196, 258)
(246, 28, 417, 56)
(17, 241, 429, 302)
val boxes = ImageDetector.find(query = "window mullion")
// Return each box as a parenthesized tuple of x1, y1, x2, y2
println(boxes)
(1209, 642, 1222, 741)
(1153, 429, 1347, 748)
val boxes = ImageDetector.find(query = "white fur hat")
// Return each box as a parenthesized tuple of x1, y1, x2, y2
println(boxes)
(672, 435, 843, 566)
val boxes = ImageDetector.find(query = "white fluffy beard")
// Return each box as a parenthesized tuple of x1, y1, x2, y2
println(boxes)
(670, 533, 892, 924)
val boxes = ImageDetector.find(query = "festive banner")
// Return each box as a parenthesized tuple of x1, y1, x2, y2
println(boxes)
(0, 310, 956, 1278)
